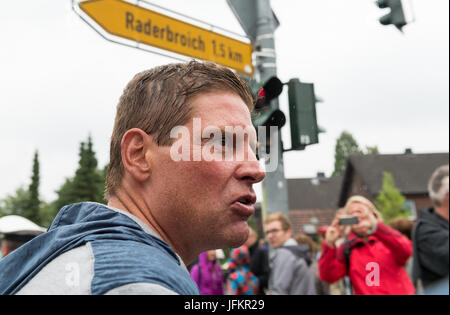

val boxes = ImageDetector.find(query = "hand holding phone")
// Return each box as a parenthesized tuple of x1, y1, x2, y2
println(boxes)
(338, 216, 359, 226)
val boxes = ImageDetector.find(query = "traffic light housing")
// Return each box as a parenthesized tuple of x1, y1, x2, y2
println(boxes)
(248, 76, 286, 155)
(376, 0, 407, 31)
(288, 79, 320, 150)
(253, 77, 284, 110)
(246, 76, 323, 154)
(252, 107, 286, 130)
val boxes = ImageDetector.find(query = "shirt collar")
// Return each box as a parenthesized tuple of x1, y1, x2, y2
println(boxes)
(103, 203, 190, 274)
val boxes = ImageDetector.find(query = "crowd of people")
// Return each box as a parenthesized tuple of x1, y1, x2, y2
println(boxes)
(0, 61, 447, 295)
(188, 165, 449, 296)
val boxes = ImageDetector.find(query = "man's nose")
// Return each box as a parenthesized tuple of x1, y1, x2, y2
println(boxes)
(234, 156, 266, 184)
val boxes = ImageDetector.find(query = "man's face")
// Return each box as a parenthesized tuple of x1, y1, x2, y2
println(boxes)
(146, 91, 265, 258)
(444, 192, 449, 209)
(265, 220, 291, 249)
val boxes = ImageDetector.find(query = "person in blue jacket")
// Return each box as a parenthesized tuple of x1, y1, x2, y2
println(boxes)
(0, 61, 265, 295)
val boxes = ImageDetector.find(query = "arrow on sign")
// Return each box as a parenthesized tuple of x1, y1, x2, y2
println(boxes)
(77, 0, 254, 76)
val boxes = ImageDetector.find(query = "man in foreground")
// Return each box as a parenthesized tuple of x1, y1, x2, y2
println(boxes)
(0, 61, 265, 295)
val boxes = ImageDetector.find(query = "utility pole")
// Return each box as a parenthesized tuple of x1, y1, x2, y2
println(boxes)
(228, 0, 289, 219)
(254, 0, 289, 219)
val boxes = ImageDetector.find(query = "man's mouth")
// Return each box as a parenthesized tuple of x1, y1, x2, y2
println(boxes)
(231, 194, 257, 217)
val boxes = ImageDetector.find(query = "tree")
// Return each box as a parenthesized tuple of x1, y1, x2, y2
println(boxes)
(53, 177, 76, 214)
(24, 151, 41, 224)
(365, 146, 380, 155)
(332, 131, 362, 176)
(0, 187, 30, 217)
(73, 135, 105, 203)
(0, 152, 44, 225)
(54, 135, 106, 211)
(375, 172, 409, 224)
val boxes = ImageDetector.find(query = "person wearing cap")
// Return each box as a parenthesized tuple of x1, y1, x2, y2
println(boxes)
(0, 215, 46, 258)
(318, 195, 415, 295)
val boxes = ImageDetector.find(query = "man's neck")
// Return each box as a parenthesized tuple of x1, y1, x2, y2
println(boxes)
(435, 205, 449, 222)
(107, 187, 192, 264)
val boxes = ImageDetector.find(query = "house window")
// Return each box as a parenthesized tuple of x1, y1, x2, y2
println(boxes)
(404, 200, 417, 221)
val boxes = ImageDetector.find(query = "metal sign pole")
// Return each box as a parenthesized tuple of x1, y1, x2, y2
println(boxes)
(254, 0, 290, 219)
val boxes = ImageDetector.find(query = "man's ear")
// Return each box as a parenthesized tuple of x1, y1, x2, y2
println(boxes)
(121, 128, 154, 183)
(286, 228, 292, 238)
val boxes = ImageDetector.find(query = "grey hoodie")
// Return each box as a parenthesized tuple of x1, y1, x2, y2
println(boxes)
(268, 238, 317, 295)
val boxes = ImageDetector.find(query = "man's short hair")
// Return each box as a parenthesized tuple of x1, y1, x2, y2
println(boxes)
(264, 212, 292, 232)
(428, 165, 449, 207)
(105, 61, 254, 200)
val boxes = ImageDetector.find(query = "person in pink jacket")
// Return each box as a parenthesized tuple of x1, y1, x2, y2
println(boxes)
(190, 250, 224, 295)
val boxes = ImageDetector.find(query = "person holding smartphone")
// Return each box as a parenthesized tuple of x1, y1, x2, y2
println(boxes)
(318, 196, 415, 295)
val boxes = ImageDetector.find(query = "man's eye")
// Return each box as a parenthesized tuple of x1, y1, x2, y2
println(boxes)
(221, 135, 235, 147)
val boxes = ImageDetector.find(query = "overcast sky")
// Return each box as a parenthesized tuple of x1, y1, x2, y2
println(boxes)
(0, 0, 448, 203)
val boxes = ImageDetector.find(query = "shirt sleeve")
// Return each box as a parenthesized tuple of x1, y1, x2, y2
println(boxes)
(414, 221, 449, 277)
(269, 249, 296, 294)
(318, 241, 347, 284)
(104, 283, 179, 295)
(373, 222, 413, 266)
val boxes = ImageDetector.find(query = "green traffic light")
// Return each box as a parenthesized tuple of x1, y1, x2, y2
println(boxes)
(288, 79, 320, 149)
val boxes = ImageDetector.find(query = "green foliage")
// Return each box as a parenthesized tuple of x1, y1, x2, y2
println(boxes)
(38, 201, 58, 228)
(54, 135, 106, 211)
(333, 132, 380, 177)
(24, 151, 41, 224)
(375, 172, 409, 224)
(0, 187, 30, 217)
(365, 146, 380, 155)
(0, 152, 46, 226)
(0, 136, 107, 228)
(333, 131, 362, 176)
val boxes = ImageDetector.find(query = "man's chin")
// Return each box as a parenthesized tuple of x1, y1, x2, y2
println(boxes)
(220, 223, 250, 248)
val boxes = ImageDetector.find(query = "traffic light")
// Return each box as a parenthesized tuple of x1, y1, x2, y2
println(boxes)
(375, 0, 407, 31)
(248, 76, 286, 155)
(252, 107, 286, 156)
(288, 79, 320, 150)
(253, 77, 284, 110)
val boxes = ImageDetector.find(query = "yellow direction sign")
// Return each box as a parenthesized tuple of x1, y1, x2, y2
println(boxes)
(79, 0, 254, 76)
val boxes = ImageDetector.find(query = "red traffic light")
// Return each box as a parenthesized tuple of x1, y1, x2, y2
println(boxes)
(254, 77, 284, 110)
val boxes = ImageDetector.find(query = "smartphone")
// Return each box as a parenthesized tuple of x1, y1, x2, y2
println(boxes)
(338, 216, 359, 226)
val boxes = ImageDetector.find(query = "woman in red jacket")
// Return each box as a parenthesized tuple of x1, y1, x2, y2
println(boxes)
(319, 196, 415, 295)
